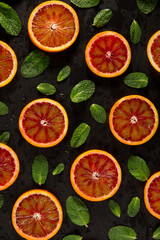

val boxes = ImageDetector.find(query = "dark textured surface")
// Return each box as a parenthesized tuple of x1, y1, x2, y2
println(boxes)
(0, 0, 160, 239)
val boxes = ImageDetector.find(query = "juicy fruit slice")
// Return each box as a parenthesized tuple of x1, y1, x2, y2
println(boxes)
(144, 172, 160, 219)
(0, 143, 19, 191)
(70, 150, 122, 201)
(12, 189, 63, 240)
(28, 1, 79, 52)
(85, 31, 131, 78)
(147, 30, 160, 72)
(109, 95, 159, 145)
(19, 98, 68, 148)
(0, 41, 17, 87)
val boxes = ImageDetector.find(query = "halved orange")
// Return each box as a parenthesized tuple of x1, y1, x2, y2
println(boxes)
(28, 1, 79, 52)
(147, 30, 160, 72)
(0, 41, 17, 87)
(70, 150, 122, 202)
(85, 31, 131, 78)
(12, 189, 63, 240)
(19, 98, 68, 148)
(0, 143, 19, 191)
(144, 172, 160, 219)
(109, 95, 159, 145)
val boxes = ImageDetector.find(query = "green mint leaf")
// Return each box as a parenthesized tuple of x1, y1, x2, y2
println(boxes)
(52, 163, 64, 175)
(124, 72, 148, 89)
(21, 50, 50, 78)
(0, 194, 4, 208)
(37, 83, 56, 95)
(0, 2, 21, 36)
(136, 0, 158, 14)
(0, 132, 10, 144)
(127, 197, 140, 217)
(70, 0, 100, 8)
(130, 20, 141, 44)
(109, 200, 121, 218)
(70, 123, 90, 148)
(153, 226, 160, 239)
(70, 80, 95, 103)
(90, 104, 107, 123)
(0, 102, 8, 115)
(108, 226, 137, 240)
(63, 235, 83, 240)
(93, 9, 112, 28)
(32, 154, 49, 185)
(128, 156, 150, 182)
(57, 65, 71, 82)
(66, 196, 90, 227)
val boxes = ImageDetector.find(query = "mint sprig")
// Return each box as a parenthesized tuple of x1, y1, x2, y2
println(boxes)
(32, 154, 49, 185)
(70, 123, 90, 148)
(70, 0, 100, 8)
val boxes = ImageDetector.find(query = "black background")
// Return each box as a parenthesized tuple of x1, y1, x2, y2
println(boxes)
(0, 0, 160, 239)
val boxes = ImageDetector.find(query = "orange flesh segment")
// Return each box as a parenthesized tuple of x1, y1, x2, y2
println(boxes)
(0, 45, 13, 83)
(22, 102, 65, 144)
(112, 98, 155, 142)
(0, 147, 15, 186)
(89, 35, 128, 73)
(74, 153, 119, 198)
(32, 4, 76, 48)
(148, 176, 160, 215)
(16, 194, 60, 238)
(151, 35, 160, 68)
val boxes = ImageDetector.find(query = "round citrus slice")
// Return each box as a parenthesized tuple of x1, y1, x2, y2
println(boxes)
(12, 189, 63, 240)
(109, 95, 159, 145)
(0, 143, 19, 191)
(85, 31, 131, 78)
(70, 150, 122, 202)
(144, 172, 160, 219)
(147, 30, 160, 72)
(28, 1, 79, 52)
(19, 98, 68, 148)
(0, 41, 17, 87)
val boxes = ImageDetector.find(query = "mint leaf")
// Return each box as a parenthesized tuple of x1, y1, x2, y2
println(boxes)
(70, 123, 90, 148)
(70, 80, 95, 103)
(90, 104, 107, 123)
(93, 9, 112, 28)
(66, 196, 90, 227)
(153, 226, 160, 239)
(52, 163, 64, 175)
(0, 2, 21, 36)
(136, 0, 158, 14)
(124, 72, 148, 88)
(21, 50, 50, 78)
(0, 194, 4, 208)
(109, 200, 121, 218)
(0, 132, 10, 144)
(128, 156, 150, 182)
(57, 66, 71, 82)
(108, 226, 137, 240)
(127, 197, 140, 217)
(70, 0, 100, 8)
(63, 235, 83, 240)
(32, 154, 49, 185)
(0, 102, 8, 115)
(130, 20, 141, 44)
(37, 83, 56, 95)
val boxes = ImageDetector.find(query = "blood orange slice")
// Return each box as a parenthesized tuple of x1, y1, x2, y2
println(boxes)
(0, 41, 17, 87)
(147, 30, 160, 72)
(28, 1, 79, 52)
(85, 31, 131, 78)
(12, 189, 63, 240)
(19, 98, 68, 148)
(109, 95, 159, 145)
(144, 172, 160, 219)
(0, 143, 19, 191)
(70, 150, 122, 202)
